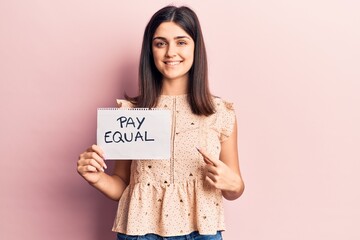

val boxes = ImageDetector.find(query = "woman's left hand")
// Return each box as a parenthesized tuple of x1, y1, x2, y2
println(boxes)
(196, 147, 241, 193)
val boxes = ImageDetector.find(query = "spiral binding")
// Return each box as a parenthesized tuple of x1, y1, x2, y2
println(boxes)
(98, 108, 168, 111)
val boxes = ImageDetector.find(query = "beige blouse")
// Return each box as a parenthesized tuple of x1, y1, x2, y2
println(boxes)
(112, 94, 236, 237)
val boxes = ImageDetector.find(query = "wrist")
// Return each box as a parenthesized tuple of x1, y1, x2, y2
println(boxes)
(88, 172, 105, 187)
(222, 175, 244, 200)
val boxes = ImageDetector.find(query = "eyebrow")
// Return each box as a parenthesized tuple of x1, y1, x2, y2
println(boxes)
(152, 36, 191, 41)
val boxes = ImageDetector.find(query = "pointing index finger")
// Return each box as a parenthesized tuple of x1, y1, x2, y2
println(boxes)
(196, 147, 216, 166)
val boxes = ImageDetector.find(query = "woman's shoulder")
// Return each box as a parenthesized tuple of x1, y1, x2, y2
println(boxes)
(211, 96, 236, 142)
(116, 99, 134, 108)
(211, 96, 235, 112)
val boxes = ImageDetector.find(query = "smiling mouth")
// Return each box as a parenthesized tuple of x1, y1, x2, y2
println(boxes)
(164, 61, 182, 65)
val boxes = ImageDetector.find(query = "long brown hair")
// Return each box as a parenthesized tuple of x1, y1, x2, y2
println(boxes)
(125, 6, 215, 116)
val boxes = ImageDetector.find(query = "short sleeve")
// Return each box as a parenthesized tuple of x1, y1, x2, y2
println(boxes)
(215, 99, 236, 142)
(116, 99, 133, 108)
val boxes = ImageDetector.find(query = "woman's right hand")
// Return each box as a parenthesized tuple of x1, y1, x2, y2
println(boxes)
(77, 144, 108, 185)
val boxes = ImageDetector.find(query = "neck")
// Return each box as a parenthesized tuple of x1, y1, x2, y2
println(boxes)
(161, 77, 188, 95)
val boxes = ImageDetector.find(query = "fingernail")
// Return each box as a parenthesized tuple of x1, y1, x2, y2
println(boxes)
(103, 163, 108, 169)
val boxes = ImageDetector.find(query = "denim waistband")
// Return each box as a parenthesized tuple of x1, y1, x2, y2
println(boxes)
(116, 230, 222, 240)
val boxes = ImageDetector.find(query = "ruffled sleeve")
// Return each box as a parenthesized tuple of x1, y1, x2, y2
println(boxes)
(116, 99, 133, 109)
(215, 98, 236, 142)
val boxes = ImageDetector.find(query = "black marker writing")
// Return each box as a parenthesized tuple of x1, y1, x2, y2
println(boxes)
(103, 115, 156, 144)
(117, 116, 146, 130)
(104, 131, 155, 143)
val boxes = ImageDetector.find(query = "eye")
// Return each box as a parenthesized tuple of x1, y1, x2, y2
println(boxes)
(177, 41, 187, 46)
(154, 41, 167, 48)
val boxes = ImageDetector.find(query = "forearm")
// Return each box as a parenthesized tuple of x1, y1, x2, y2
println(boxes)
(90, 173, 128, 201)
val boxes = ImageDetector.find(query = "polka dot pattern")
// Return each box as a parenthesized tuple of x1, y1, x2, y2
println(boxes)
(112, 95, 236, 237)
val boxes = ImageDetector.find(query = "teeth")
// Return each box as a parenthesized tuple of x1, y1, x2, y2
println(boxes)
(166, 61, 180, 65)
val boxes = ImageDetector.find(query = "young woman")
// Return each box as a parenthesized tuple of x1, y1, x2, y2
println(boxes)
(77, 5, 245, 240)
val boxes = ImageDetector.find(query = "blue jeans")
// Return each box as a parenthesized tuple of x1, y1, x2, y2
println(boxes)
(116, 231, 222, 240)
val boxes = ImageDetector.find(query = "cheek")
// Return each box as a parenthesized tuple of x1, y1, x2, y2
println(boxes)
(152, 50, 160, 63)
(152, 47, 163, 60)
(185, 50, 194, 66)
(184, 47, 195, 61)
(152, 52, 164, 72)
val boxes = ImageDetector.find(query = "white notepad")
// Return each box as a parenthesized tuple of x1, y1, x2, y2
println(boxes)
(97, 108, 171, 160)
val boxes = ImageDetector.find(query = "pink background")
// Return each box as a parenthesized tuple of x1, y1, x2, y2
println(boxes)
(1, 0, 359, 239)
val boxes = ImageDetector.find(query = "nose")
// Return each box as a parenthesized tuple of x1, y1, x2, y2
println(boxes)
(165, 43, 176, 58)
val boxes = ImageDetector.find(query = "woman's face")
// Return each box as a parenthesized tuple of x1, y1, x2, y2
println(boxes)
(152, 22, 195, 83)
